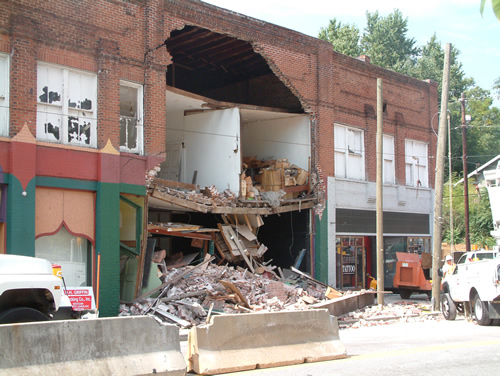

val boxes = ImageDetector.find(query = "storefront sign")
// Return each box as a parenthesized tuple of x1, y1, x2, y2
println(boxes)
(64, 288, 96, 311)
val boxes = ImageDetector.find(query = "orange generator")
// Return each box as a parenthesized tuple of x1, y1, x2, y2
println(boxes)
(393, 252, 432, 299)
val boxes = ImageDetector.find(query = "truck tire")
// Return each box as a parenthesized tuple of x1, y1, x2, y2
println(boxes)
(0, 307, 49, 325)
(400, 289, 412, 299)
(441, 293, 457, 321)
(472, 294, 492, 326)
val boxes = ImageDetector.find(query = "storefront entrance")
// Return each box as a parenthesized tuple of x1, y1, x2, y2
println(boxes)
(336, 236, 366, 289)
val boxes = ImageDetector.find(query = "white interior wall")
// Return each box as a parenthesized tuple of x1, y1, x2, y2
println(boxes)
(182, 108, 241, 192)
(241, 114, 310, 169)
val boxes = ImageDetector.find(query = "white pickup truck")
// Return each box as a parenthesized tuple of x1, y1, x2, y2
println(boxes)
(441, 250, 500, 325)
(0, 254, 63, 324)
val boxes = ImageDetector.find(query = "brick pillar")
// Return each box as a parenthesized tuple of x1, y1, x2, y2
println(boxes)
(9, 14, 38, 137)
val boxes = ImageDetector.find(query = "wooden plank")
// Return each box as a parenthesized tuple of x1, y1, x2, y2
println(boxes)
(233, 225, 257, 241)
(154, 304, 191, 327)
(243, 214, 254, 233)
(152, 177, 199, 191)
(150, 187, 209, 213)
(227, 226, 254, 273)
(219, 280, 250, 308)
(291, 266, 334, 290)
(148, 222, 200, 232)
(217, 224, 241, 256)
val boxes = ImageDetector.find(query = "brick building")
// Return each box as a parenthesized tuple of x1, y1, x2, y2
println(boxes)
(0, 0, 437, 316)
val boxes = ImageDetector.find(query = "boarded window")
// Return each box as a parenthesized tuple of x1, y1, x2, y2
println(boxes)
(37, 64, 97, 147)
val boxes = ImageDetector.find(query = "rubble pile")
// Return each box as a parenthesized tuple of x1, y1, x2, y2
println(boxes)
(338, 300, 443, 329)
(119, 261, 338, 328)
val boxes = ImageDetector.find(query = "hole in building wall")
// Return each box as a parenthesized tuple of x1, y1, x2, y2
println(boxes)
(165, 25, 303, 112)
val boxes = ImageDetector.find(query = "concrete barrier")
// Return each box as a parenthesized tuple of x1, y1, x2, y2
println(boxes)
(312, 291, 375, 316)
(187, 309, 346, 375)
(0, 316, 186, 376)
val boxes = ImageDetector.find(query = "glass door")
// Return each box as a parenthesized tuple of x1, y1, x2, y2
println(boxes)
(336, 236, 365, 289)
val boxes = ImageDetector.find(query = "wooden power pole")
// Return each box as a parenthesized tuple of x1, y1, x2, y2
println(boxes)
(376, 78, 384, 305)
(432, 43, 451, 311)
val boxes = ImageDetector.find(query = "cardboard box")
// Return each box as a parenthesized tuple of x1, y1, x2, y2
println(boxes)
(275, 159, 290, 169)
(284, 176, 296, 187)
(261, 169, 282, 192)
(296, 169, 309, 186)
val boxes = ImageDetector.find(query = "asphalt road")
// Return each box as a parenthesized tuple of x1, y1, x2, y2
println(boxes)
(189, 294, 500, 376)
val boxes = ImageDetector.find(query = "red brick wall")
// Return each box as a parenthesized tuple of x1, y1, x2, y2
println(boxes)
(1, 0, 168, 156)
(160, 0, 438, 188)
(1, 0, 438, 188)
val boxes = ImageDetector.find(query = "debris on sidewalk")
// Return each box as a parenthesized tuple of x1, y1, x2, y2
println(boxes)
(119, 258, 371, 329)
(337, 299, 443, 329)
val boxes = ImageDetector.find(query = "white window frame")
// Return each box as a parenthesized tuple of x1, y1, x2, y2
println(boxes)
(0, 53, 9, 137)
(405, 139, 428, 188)
(36, 63, 97, 148)
(334, 124, 365, 180)
(119, 80, 143, 155)
(383, 134, 395, 185)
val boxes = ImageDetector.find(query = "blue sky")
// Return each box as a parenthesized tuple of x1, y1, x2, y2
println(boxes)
(204, 0, 500, 106)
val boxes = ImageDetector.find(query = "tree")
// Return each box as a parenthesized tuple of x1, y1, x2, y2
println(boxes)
(493, 77, 500, 100)
(481, 0, 500, 21)
(442, 176, 495, 249)
(407, 34, 473, 100)
(318, 19, 361, 57)
(360, 10, 420, 71)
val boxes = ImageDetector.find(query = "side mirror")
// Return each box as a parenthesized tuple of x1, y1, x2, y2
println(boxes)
(437, 268, 443, 278)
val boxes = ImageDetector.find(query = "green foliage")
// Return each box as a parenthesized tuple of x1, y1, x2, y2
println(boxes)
(481, 0, 500, 21)
(442, 177, 496, 248)
(318, 19, 361, 57)
(360, 10, 420, 71)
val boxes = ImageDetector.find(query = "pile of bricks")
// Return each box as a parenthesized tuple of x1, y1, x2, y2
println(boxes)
(120, 261, 338, 328)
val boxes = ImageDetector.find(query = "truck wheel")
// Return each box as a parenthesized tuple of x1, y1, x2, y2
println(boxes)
(441, 293, 457, 321)
(400, 289, 412, 299)
(0, 307, 49, 325)
(472, 294, 492, 326)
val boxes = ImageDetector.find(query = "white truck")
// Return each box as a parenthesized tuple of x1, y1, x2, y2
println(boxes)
(441, 250, 500, 325)
(0, 254, 63, 324)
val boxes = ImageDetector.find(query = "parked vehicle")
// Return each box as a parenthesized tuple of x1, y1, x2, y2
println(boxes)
(0, 254, 63, 324)
(441, 250, 500, 325)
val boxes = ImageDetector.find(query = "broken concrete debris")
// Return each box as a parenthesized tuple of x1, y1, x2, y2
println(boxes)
(338, 300, 443, 329)
(119, 260, 363, 329)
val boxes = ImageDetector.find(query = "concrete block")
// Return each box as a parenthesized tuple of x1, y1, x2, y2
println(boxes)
(312, 291, 375, 316)
(187, 309, 346, 375)
(0, 316, 186, 376)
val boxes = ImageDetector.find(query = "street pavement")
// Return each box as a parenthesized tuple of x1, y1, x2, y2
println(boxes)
(184, 293, 500, 375)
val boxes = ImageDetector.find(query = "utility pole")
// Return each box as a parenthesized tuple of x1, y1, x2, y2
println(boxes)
(432, 43, 451, 311)
(460, 92, 471, 253)
(376, 78, 384, 305)
(448, 112, 454, 251)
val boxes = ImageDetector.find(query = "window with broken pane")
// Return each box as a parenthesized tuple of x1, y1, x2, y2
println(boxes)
(120, 82, 143, 154)
(405, 139, 428, 188)
(37, 64, 97, 147)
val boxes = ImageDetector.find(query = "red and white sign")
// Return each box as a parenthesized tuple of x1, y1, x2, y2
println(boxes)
(64, 288, 96, 311)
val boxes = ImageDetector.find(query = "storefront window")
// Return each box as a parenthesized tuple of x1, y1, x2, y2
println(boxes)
(35, 226, 91, 287)
(336, 236, 365, 289)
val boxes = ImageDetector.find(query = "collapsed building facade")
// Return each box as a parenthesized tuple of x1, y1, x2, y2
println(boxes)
(0, 0, 438, 316)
